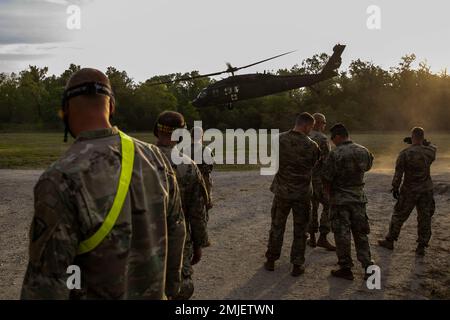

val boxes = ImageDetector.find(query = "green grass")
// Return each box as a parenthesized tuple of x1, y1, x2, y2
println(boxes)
(1, 131, 449, 171)
(0, 132, 153, 169)
(0, 133, 69, 169)
(0, 131, 258, 170)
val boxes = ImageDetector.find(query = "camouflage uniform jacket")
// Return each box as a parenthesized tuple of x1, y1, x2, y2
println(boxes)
(190, 142, 214, 177)
(392, 144, 436, 193)
(21, 127, 185, 300)
(309, 130, 331, 182)
(322, 141, 374, 205)
(270, 130, 319, 200)
(190, 142, 214, 205)
(158, 145, 209, 249)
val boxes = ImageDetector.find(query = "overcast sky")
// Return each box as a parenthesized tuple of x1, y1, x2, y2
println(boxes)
(1, 0, 449, 82)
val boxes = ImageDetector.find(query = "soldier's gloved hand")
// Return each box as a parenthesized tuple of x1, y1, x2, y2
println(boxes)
(191, 247, 202, 265)
(391, 188, 400, 200)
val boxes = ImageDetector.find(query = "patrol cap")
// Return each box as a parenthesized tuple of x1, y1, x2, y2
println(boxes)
(330, 123, 349, 138)
(154, 111, 186, 137)
(411, 127, 425, 139)
(313, 113, 326, 124)
(295, 112, 315, 126)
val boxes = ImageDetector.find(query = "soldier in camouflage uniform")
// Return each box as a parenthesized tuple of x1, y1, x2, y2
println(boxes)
(21, 68, 186, 299)
(264, 112, 319, 277)
(154, 111, 209, 300)
(322, 124, 374, 280)
(378, 127, 436, 256)
(190, 126, 214, 247)
(190, 126, 214, 211)
(307, 113, 335, 251)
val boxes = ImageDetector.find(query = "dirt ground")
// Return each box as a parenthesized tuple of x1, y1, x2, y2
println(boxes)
(0, 169, 449, 300)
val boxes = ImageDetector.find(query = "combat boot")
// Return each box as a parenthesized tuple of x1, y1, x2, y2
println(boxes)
(415, 244, 426, 256)
(291, 264, 305, 277)
(173, 276, 194, 300)
(331, 268, 354, 280)
(317, 234, 336, 251)
(202, 239, 212, 248)
(307, 233, 317, 248)
(378, 238, 394, 250)
(264, 259, 275, 271)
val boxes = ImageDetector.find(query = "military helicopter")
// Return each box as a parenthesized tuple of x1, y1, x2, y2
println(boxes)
(151, 44, 345, 109)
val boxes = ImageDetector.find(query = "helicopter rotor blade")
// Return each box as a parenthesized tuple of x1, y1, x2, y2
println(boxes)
(235, 50, 297, 71)
(148, 70, 227, 86)
(148, 50, 296, 86)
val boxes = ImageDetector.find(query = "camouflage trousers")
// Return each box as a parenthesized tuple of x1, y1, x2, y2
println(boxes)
(387, 190, 435, 246)
(201, 171, 213, 210)
(173, 239, 194, 300)
(202, 172, 212, 231)
(309, 179, 331, 235)
(206, 174, 213, 209)
(265, 195, 311, 266)
(330, 203, 372, 269)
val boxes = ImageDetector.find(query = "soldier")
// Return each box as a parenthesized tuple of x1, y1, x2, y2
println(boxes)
(190, 126, 214, 210)
(154, 111, 209, 299)
(190, 126, 214, 247)
(264, 112, 319, 277)
(307, 113, 335, 251)
(21, 68, 186, 299)
(378, 127, 436, 256)
(322, 123, 374, 280)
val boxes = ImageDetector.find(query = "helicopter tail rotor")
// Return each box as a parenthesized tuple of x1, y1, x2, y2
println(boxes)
(321, 44, 346, 78)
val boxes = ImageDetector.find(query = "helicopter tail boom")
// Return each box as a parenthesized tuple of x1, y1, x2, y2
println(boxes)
(320, 44, 346, 78)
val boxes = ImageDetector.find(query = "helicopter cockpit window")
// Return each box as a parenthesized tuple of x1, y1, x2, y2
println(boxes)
(224, 87, 232, 95)
(197, 89, 208, 99)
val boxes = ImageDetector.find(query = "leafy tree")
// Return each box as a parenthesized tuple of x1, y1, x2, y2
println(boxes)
(1, 53, 449, 132)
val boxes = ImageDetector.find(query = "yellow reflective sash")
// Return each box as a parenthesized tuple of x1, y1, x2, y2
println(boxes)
(77, 131, 135, 255)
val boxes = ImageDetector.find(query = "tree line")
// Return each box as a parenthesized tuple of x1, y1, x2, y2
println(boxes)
(1, 53, 449, 132)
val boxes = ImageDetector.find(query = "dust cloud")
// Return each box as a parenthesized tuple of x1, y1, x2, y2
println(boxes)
(350, 132, 450, 173)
